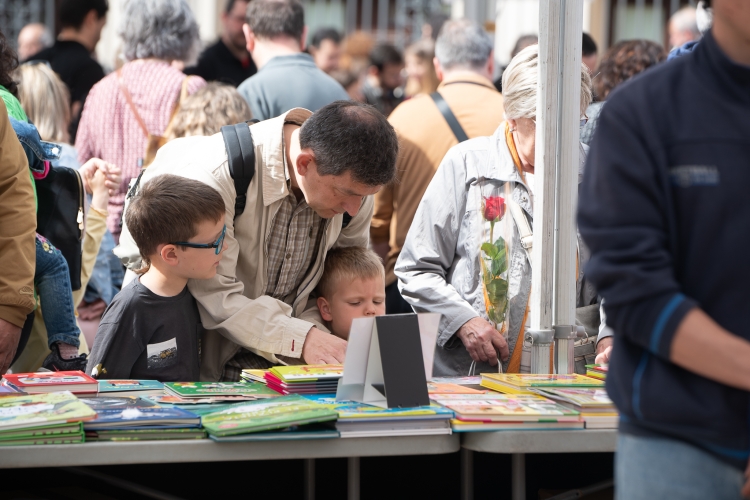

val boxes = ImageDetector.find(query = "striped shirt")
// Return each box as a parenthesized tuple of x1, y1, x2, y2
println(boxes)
(75, 60, 205, 239)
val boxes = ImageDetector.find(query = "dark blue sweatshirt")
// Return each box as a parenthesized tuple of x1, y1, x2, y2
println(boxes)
(578, 30, 750, 469)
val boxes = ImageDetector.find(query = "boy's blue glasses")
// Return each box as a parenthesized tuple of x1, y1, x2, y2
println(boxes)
(171, 225, 226, 255)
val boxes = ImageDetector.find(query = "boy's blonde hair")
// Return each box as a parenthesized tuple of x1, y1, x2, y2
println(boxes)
(16, 62, 72, 143)
(317, 247, 385, 298)
(165, 82, 252, 141)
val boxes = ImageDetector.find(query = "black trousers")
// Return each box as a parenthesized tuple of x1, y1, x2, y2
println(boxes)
(385, 281, 413, 315)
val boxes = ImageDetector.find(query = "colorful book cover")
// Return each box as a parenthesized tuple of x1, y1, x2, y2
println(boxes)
(87, 428, 207, 441)
(0, 422, 82, 441)
(0, 384, 21, 395)
(0, 432, 85, 446)
(269, 365, 343, 383)
(240, 369, 269, 384)
(77, 396, 160, 411)
(0, 391, 96, 431)
(481, 374, 604, 394)
(427, 382, 485, 395)
(164, 381, 278, 398)
(209, 424, 339, 442)
(201, 395, 338, 437)
(147, 394, 259, 405)
(83, 405, 200, 430)
(585, 364, 609, 373)
(2, 371, 97, 393)
(98, 380, 164, 393)
(431, 376, 483, 385)
(304, 395, 453, 420)
(432, 393, 579, 421)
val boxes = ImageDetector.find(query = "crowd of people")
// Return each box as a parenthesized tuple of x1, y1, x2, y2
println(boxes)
(1, 0, 749, 496)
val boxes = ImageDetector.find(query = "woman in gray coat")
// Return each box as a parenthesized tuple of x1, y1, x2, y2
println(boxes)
(395, 45, 593, 376)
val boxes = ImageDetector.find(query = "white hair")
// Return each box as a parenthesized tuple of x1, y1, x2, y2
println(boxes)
(435, 19, 494, 71)
(502, 44, 592, 120)
(119, 0, 200, 62)
(696, 1, 713, 34)
(670, 6, 701, 39)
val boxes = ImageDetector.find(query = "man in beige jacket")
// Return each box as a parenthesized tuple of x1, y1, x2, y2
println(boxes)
(116, 101, 398, 381)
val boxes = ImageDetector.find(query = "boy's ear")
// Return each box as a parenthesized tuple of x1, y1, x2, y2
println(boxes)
(158, 244, 180, 267)
(317, 296, 333, 322)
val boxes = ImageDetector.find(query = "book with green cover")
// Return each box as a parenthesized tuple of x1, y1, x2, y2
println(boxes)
(98, 380, 164, 396)
(269, 365, 343, 383)
(0, 391, 96, 431)
(86, 428, 207, 441)
(481, 373, 604, 395)
(305, 395, 452, 421)
(0, 432, 84, 446)
(209, 424, 339, 442)
(201, 395, 338, 437)
(0, 422, 82, 441)
(164, 381, 278, 399)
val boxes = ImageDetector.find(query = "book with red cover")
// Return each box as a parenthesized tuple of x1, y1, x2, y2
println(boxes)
(2, 371, 98, 394)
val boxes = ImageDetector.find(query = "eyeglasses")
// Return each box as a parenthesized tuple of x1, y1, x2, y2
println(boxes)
(171, 225, 226, 255)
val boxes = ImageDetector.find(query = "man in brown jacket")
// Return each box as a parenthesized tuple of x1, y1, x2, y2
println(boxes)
(371, 19, 506, 313)
(0, 100, 37, 374)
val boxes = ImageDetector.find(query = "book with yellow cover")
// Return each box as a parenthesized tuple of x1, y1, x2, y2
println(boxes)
(481, 373, 604, 395)
(431, 393, 580, 422)
(269, 365, 343, 383)
(427, 382, 485, 395)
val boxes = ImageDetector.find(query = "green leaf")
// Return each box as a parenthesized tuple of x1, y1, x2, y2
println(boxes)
(491, 237, 508, 275)
(481, 242, 498, 259)
(487, 278, 508, 302)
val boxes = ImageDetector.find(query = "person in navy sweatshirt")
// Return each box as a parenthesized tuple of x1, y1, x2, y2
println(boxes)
(578, 0, 750, 498)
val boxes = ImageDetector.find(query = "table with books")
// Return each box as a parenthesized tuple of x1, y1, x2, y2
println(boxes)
(0, 366, 616, 500)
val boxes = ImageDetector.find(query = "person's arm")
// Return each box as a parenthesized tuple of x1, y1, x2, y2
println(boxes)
(578, 94, 698, 364)
(0, 103, 36, 374)
(87, 319, 146, 379)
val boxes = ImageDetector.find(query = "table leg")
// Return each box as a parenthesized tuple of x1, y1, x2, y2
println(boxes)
(461, 448, 474, 500)
(304, 458, 315, 500)
(348, 456, 360, 500)
(512, 453, 525, 500)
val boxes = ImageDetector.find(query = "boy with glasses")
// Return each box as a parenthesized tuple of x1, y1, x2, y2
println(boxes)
(87, 175, 226, 381)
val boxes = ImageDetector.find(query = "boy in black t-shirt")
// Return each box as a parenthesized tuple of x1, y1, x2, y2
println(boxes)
(87, 175, 226, 381)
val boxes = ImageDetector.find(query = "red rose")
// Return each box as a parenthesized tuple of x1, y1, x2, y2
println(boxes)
(483, 196, 506, 221)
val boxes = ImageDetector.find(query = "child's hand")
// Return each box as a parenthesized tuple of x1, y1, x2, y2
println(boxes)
(89, 169, 110, 212)
(80, 158, 121, 196)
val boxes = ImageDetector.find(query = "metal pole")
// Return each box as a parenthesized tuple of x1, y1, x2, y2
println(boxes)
(377, 0, 389, 41)
(362, 0, 373, 32)
(511, 453, 526, 500)
(345, 0, 358, 33)
(461, 448, 474, 500)
(304, 458, 315, 500)
(348, 457, 360, 500)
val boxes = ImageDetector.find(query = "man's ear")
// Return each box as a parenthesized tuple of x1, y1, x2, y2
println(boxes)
(295, 150, 315, 177)
(299, 25, 309, 52)
(367, 65, 379, 77)
(159, 244, 180, 267)
(243, 24, 255, 53)
(83, 9, 98, 30)
(433, 57, 444, 81)
(485, 50, 495, 79)
(317, 297, 333, 322)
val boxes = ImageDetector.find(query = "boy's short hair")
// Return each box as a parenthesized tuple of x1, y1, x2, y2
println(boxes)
(316, 247, 385, 298)
(126, 175, 225, 271)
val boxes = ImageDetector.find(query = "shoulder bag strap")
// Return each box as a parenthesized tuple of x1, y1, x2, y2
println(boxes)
(116, 69, 150, 139)
(222, 121, 259, 218)
(430, 92, 469, 143)
(508, 199, 533, 267)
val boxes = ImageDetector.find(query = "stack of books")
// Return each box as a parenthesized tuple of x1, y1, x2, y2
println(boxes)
(431, 393, 583, 432)
(97, 379, 165, 397)
(0, 392, 96, 445)
(264, 365, 343, 395)
(240, 369, 268, 384)
(201, 395, 339, 442)
(534, 387, 618, 429)
(2, 371, 98, 395)
(161, 381, 279, 403)
(79, 396, 204, 441)
(480, 373, 604, 395)
(306, 396, 454, 438)
(585, 364, 608, 381)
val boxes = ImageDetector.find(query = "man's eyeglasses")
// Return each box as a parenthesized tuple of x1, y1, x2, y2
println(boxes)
(171, 225, 226, 255)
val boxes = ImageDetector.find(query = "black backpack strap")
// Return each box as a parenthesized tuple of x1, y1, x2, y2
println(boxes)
(430, 92, 469, 143)
(222, 120, 259, 217)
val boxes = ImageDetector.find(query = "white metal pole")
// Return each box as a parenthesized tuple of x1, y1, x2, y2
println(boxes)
(530, 0, 583, 374)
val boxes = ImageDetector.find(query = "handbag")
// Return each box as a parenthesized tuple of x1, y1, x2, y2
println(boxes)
(35, 164, 85, 290)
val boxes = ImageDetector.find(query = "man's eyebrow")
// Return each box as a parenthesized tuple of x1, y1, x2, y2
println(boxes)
(338, 187, 366, 197)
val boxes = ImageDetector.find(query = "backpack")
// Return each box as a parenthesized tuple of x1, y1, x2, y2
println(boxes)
(220, 122, 353, 227)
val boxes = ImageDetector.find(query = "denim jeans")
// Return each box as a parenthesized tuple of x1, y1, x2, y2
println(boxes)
(616, 433, 744, 500)
(35, 235, 80, 347)
(83, 227, 123, 305)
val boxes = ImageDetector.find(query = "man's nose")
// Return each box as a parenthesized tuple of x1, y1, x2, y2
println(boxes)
(341, 197, 362, 217)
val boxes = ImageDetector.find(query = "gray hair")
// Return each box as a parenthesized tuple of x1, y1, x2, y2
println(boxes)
(435, 19, 493, 71)
(670, 6, 701, 39)
(696, 1, 713, 34)
(119, 0, 200, 62)
(502, 44, 592, 120)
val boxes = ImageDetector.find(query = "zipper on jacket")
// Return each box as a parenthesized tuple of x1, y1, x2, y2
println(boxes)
(74, 170, 84, 241)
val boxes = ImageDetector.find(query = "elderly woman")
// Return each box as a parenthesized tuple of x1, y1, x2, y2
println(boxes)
(396, 45, 593, 376)
(76, 0, 206, 242)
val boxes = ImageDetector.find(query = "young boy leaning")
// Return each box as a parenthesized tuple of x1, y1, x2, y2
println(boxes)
(315, 247, 387, 340)
(86, 175, 226, 381)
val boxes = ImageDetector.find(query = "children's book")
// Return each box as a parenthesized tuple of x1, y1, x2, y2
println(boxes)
(585, 364, 608, 381)
(431, 393, 580, 422)
(305, 395, 453, 421)
(97, 380, 165, 396)
(0, 422, 82, 441)
(0, 432, 85, 445)
(450, 419, 584, 432)
(2, 371, 97, 394)
(208, 424, 339, 442)
(86, 428, 207, 441)
(240, 369, 269, 384)
(0, 384, 22, 395)
(83, 404, 200, 430)
(427, 382, 485, 395)
(77, 396, 160, 411)
(164, 381, 278, 399)
(0, 392, 96, 431)
(201, 395, 338, 437)
(269, 365, 343, 383)
(481, 373, 604, 395)
(147, 394, 260, 405)
(533, 388, 614, 410)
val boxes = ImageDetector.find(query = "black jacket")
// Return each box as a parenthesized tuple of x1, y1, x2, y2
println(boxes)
(578, 31, 750, 469)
